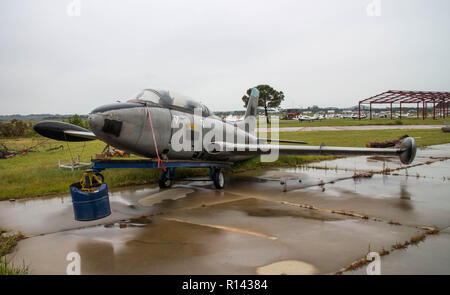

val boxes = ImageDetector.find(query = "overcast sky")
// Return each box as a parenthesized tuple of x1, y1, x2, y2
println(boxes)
(0, 0, 449, 115)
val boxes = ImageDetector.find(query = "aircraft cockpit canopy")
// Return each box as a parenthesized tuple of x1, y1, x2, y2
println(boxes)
(136, 89, 210, 117)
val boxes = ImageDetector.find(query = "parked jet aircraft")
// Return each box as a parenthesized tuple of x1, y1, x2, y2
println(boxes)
(224, 114, 241, 122)
(34, 88, 416, 188)
(297, 115, 313, 122)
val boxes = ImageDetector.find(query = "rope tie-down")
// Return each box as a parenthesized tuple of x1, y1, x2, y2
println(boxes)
(145, 104, 166, 172)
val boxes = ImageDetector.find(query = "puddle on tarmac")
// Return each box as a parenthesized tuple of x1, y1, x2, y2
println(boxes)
(258, 166, 354, 180)
(285, 173, 450, 229)
(306, 156, 402, 173)
(392, 159, 450, 180)
(256, 260, 318, 275)
(164, 217, 278, 240)
(7, 197, 423, 274)
(414, 144, 450, 158)
(366, 155, 397, 163)
(306, 144, 450, 172)
(229, 166, 355, 194)
(0, 186, 160, 236)
(138, 188, 195, 207)
(345, 228, 450, 275)
(1, 143, 449, 274)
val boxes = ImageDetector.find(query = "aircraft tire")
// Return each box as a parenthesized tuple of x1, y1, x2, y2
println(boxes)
(213, 169, 225, 189)
(158, 170, 172, 189)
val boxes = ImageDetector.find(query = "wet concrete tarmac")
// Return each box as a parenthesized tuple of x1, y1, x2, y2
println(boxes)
(345, 228, 450, 275)
(1, 144, 449, 274)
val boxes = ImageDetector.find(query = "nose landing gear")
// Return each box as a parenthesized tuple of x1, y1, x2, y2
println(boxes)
(212, 168, 225, 189)
(158, 169, 173, 189)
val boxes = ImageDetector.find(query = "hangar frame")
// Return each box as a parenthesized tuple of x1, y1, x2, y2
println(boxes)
(358, 90, 450, 120)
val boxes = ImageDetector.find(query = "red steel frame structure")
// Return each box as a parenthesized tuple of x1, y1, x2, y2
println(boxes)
(358, 90, 450, 120)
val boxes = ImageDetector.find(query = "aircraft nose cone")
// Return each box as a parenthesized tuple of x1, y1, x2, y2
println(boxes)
(88, 102, 144, 133)
(88, 112, 104, 134)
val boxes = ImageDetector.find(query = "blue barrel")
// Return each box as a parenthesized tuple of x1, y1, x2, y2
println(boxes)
(70, 183, 111, 221)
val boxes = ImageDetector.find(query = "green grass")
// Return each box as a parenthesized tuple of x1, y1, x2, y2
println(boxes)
(267, 118, 448, 128)
(0, 230, 28, 275)
(0, 233, 18, 257)
(1, 128, 450, 200)
(0, 138, 209, 199)
(0, 258, 28, 275)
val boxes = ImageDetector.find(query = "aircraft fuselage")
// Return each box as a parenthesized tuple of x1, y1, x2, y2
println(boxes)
(88, 101, 257, 162)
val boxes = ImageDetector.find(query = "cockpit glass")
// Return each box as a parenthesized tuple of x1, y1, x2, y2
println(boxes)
(136, 89, 205, 114)
(136, 90, 163, 104)
(201, 104, 210, 117)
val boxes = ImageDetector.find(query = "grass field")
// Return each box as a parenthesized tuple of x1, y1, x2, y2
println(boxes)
(1, 127, 450, 200)
(269, 118, 448, 128)
(0, 138, 209, 199)
(0, 230, 28, 275)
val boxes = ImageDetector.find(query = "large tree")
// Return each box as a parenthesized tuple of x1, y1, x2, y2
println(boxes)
(242, 84, 284, 124)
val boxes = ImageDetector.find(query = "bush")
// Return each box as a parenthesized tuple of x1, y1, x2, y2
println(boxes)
(67, 114, 90, 129)
(0, 120, 33, 138)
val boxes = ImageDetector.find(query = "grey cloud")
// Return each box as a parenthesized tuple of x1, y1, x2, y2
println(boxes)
(0, 0, 449, 115)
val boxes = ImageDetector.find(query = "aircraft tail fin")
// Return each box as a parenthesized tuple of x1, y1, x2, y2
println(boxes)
(236, 88, 259, 133)
(244, 88, 259, 119)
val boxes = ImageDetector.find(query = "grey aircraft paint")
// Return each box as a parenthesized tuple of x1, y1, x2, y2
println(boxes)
(86, 88, 260, 162)
(33, 88, 417, 165)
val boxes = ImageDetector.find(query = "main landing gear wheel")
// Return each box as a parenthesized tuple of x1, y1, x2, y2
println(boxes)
(158, 170, 172, 189)
(213, 169, 225, 189)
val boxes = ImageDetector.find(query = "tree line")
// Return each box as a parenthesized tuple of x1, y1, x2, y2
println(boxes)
(0, 119, 34, 138)
(1, 85, 283, 138)
(0, 115, 89, 138)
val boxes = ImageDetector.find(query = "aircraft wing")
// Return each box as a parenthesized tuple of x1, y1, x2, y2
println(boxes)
(33, 121, 97, 142)
(212, 137, 416, 165)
